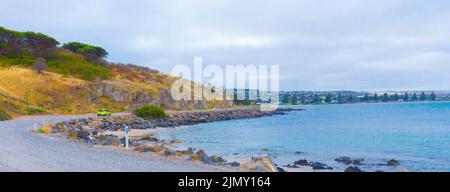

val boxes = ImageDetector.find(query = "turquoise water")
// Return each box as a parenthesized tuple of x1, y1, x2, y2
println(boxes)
(157, 102, 450, 172)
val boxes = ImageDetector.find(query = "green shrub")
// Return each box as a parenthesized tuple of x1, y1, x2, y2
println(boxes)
(134, 105, 166, 119)
(25, 107, 44, 115)
(0, 109, 11, 121)
(45, 51, 111, 81)
(33, 129, 46, 134)
(0, 55, 35, 67)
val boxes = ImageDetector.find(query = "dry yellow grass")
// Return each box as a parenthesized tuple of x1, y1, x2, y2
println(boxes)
(0, 67, 95, 115)
(0, 67, 184, 117)
(0, 65, 233, 118)
(0, 67, 121, 116)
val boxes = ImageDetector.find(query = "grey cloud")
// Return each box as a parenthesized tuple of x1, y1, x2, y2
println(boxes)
(1, 0, 450, 91)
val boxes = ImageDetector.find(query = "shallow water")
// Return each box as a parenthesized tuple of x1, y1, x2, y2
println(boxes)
(157, 102, 450, 172)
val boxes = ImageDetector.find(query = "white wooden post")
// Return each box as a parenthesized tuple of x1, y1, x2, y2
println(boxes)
(125, 125, 129, 150)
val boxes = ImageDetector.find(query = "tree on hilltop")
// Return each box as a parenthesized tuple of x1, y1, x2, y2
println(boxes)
(0, 26, 59, 57)
(62, 42, 108, 61)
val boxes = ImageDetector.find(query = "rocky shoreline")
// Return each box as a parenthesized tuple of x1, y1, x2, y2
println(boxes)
(41, 107, 407, 172)
(44, 108, 301, 172)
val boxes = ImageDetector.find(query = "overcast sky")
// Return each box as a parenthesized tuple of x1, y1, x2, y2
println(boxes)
(1, 0, 450, 91)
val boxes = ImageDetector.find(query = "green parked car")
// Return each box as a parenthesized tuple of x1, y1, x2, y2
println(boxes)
(97, 109, 112, 116)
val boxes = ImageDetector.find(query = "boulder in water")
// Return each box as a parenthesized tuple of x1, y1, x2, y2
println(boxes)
(294, 159, 308, 166)
(335, 156, 352, 165)
(345, 166, 363, 172)
(387, 159, 400, 166)
(210, 155, 227, 164)
(352, 158, 364, 165)
(227, 161, 240, 167)
(309, 162, 333, 170)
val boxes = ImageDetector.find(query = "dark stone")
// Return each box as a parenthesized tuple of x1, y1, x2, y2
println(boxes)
(335, 156, 352, 165)
(104, 135, 121, 146)
(309, 162, 333, 170)
(294, 159, 308, 166)
(294, 151, 304, 155)
(210, 155, 227, 164)
(387, 159, 400, 166)
(120, 137, 132, 147)
(192, 150, 212, 164)
(141, 137, 159, 142)
(277, 167, 287, 172)
(227, 162, 240, 167)
(352, 158, 364, 165)
(77, 130, 91, 143)
(163, 149, 176, 156)
(345, 166, 363, 172)
(142, 147, 157, 153)
(284, 164, 299, 168)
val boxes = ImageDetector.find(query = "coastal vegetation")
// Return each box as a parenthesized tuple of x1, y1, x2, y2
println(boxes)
(0, 26, 111, 80)
(44, 108, 295, 172)
(279, 91, 445, 105)
(134, 105, 167, 119)
(0, 26, 232, 120)
(0, 109, 10, 121)
(62, 42, 108, 62)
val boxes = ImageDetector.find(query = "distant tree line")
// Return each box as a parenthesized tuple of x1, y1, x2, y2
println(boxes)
(280, 92, 440, 105)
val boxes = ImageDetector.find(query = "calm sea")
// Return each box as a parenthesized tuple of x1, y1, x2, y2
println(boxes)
(157, 102, 450, 172)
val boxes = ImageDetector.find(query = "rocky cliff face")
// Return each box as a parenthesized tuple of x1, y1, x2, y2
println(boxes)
(91, 80, 233, 112)
(0, 65, 233, 118)
(91, 80, 160, 111)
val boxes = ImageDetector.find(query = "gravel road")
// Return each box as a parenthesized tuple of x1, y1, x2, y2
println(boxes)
(0, 114, 233, 172)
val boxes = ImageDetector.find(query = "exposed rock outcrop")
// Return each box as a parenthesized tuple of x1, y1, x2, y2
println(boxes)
(387, 159, 400, 166)
(46, 108, 300, 170)
(240, 156, 278, 172)
(335, 156, 364, 165)
(345, 166, 363, 172)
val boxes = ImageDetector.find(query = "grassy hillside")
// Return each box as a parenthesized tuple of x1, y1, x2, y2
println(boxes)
(0, 26, 111, 81)
(0, 67, 100, 115)
(0, 26, 232, 120)
(0, 51, 111, 81)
